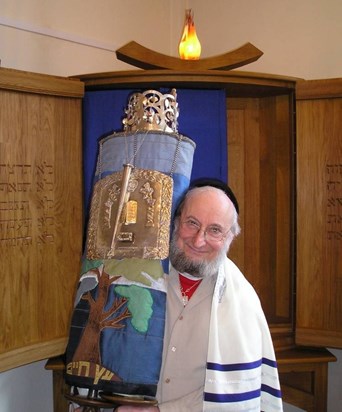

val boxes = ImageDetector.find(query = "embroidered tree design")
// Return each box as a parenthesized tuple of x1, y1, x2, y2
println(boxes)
(72, 265, 131, 366)
(71, 260, 156, 385)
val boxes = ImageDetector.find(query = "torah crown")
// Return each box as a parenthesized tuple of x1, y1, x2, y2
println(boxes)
(122, 89, 179, 133)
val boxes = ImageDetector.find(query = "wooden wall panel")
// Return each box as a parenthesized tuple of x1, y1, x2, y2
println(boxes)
(227, 94, 294, 349)
(0, 68, 84, 371)
(296, 81, 342, 348)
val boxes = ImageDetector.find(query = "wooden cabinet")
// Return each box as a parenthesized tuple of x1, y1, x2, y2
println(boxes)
(227, 94, 295, 350)
(70, 70, 339, 411)
(1, 67, 340, 411)
(225, 76, 342, 352)
(0, 68, 84, 372)
(78, 68, 298, 348)
(277, 347, 336, 412)
(296, 78, 342, 348)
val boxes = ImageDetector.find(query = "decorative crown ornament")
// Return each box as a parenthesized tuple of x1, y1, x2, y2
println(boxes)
(122, 89, 179, 133)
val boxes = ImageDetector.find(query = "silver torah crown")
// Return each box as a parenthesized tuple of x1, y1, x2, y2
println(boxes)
(122, 89, 179, 133)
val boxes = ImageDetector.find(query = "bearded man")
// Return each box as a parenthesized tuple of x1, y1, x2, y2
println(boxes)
(116, 179, 283, 412)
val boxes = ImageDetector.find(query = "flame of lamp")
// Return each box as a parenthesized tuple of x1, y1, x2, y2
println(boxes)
(178, 9, 201, 60)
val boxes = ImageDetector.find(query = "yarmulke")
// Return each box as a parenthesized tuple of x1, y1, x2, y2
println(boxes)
(189, 177, 239, 215)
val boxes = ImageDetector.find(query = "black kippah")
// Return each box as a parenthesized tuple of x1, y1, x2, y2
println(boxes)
(189, 177, 239, 215)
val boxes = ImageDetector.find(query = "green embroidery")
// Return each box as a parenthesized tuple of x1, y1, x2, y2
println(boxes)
(104, 258, 164, 285)
(115, 285, 153, 333)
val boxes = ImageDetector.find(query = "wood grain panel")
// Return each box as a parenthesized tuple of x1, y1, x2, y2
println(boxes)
(74, 69, 297, 97)
(227, 94, 294, 349)
(296, 94, 342, 348)
(0, 67, 84, 97)
(0, 78, 83, 371)
(296, 78, 342, 100)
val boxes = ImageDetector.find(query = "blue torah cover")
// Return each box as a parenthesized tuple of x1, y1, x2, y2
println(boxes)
(65, 88, 227, 397)
(65, 130, 196, 396)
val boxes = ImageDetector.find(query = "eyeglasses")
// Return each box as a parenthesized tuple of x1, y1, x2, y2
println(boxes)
(180, 218, 230, 242)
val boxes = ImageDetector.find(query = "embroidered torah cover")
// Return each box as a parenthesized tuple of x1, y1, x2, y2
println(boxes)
(65, 131, 195, 396)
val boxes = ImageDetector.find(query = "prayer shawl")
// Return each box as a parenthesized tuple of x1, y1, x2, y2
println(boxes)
(204, 258, 283, 412)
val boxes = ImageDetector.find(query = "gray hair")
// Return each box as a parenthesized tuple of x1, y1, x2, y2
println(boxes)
(175, 185, 241, 241)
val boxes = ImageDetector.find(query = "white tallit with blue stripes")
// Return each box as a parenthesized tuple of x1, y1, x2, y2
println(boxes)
(204, 258, 283, 411)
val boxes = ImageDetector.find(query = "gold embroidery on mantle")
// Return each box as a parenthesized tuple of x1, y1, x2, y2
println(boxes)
(86, 168, 173, 260)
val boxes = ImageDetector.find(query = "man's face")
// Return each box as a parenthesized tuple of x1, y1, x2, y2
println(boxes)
(169, 188, 234, 278)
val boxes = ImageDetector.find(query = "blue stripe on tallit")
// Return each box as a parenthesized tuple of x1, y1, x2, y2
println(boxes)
(207, 357, 278, 371)
(262, 357, 278, 368)
(206, 359, 263, 371)
(204, 385, 282, 404)
(205, 388, 261, 403)
(261, 384, 282, 398)
(205, 358, 282, 403)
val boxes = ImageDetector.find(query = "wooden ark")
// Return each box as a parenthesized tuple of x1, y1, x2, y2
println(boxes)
(0, 68, 84, 371)
(1, 66, 341, 412)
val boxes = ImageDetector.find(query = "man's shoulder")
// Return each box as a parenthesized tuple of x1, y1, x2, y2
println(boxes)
(223, 257, 261, 304)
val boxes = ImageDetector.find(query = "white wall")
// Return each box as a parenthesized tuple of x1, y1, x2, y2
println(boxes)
(172, 0, 342, 80)
(0, 0, 173, 76)
(1, 0, 341, 79)
(0, 360, 53, 411)
(0, 1, 341, 411)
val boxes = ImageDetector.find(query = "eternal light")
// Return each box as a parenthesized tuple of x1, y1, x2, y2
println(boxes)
(178, 9, 201, 60)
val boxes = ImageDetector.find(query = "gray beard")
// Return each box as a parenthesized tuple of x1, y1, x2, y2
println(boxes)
(169, 229, 228, 279)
